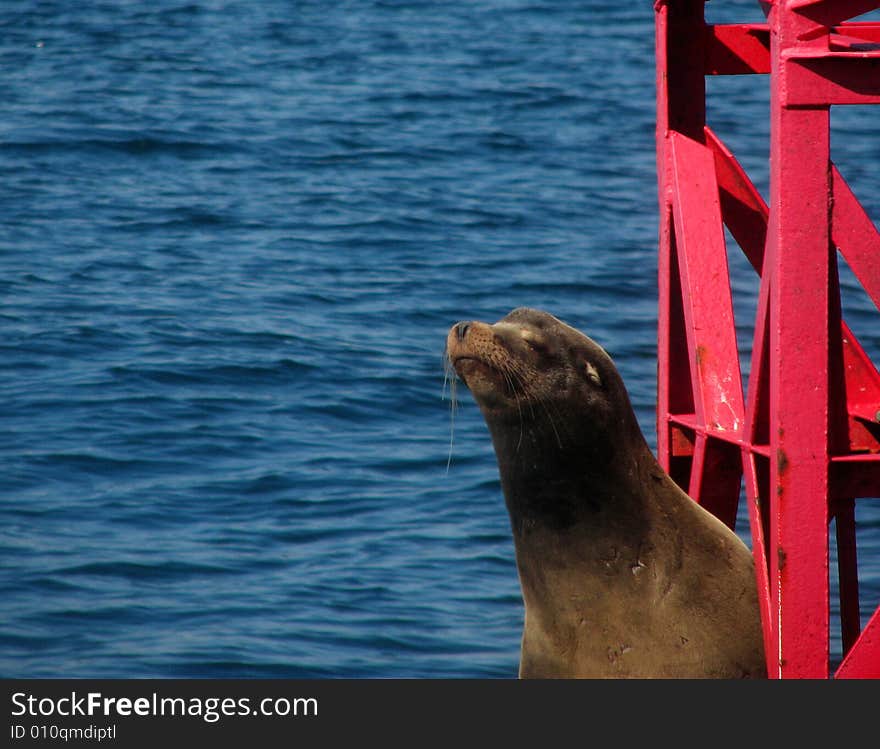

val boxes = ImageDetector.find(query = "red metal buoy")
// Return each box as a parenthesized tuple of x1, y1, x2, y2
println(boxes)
(654, 0, 880, 678)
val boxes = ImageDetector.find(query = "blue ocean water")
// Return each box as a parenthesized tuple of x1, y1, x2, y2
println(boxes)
(1, 0, 878, 678)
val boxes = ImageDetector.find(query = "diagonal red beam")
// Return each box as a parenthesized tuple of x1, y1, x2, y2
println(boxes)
(670, 132, 746, 435)
(788, 0, 880, 29)
(669, 132, 746, 530)
(836, 603, 880, 677)
(705, 127, 766, 272)
(705, 24, 770, 75)
(832, 167, 880, 445)
(832, 166, 880, 309)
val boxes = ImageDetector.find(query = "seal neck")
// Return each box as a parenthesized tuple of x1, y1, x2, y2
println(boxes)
(487, 412, 654, 535)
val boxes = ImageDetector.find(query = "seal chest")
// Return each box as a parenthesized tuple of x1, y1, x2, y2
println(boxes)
(447, 307, 766, 678)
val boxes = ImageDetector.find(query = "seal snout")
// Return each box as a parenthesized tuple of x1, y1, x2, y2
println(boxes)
(447, 320, 498, 388)
(447, 320, 482, 365)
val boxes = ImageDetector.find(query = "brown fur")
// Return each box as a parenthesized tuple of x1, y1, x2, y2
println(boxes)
(447, 308, 766, 678)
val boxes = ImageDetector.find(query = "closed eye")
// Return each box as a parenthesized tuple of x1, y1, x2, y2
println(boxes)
(522, 335, 548, 354)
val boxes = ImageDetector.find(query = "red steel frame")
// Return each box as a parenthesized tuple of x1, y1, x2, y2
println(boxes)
(655, 0, 880, 678)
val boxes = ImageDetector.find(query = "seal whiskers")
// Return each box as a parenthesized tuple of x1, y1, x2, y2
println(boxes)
(442, 347, 460, 474)
(494, 352, 565, 451)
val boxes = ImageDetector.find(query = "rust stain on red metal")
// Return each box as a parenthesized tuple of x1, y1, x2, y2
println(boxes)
(776, 449, 789, 477)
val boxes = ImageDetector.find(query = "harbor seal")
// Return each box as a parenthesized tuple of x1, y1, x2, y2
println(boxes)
(446, 307, 766, 678)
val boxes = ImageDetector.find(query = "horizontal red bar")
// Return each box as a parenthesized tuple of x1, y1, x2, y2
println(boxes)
(831, 32, 880, 51)
(668, 413, 771, 454)
(832, 22, 880, 45)
(785, 57, 880, 106)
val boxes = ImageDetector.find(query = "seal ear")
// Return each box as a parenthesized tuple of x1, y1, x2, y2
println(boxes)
(582, 359, 603, 388)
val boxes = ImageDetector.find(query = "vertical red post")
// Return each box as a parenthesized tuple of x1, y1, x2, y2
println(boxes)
(766, 2, 831, 677)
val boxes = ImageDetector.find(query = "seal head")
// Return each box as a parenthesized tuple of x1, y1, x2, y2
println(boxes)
(447, 307, 645, 529)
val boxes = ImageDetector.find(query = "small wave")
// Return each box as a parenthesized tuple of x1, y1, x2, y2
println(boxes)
(42, 605, 153, 624)
(33, 452, 166, 476)
(268, 527, 353, 545)
(509, 92, 585, 111)
(56, 560, 234, 581)
(160, 660, 335, 678)
(0, 136, 226, 159)
(0, 633, 60, 652)
(482, 130, 531, 151)
(199, 471, 298, 499)
(508, 279, 611, 296)
(109, 359, 315, 386)
(26, 576, 88, 594)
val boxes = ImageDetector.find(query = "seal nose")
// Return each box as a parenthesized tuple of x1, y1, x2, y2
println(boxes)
(455, 322, 470, 341)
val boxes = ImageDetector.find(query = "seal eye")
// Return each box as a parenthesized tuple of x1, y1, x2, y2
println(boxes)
(523, 336, 548, 355)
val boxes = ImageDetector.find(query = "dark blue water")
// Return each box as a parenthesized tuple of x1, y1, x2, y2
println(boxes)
(1, 0, 878, 677)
